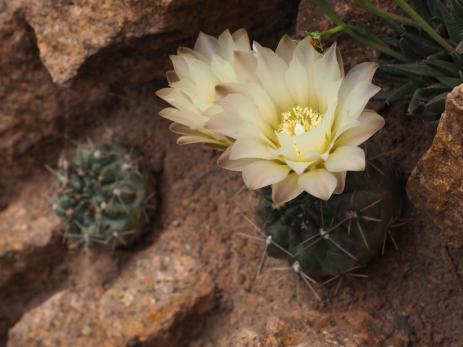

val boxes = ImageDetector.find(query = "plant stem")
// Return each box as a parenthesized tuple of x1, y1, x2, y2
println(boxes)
(355, 0, 418, 28)
(318, 25, 344, 39)
(393, 0, 455, 52)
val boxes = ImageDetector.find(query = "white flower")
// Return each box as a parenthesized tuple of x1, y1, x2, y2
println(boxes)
(156, 29, 253, 147)
(208, 36, 384, 204)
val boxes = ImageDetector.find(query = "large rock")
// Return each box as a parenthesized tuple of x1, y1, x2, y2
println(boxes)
(0, 11, 61, 177)
(12, 0, 300, 85)
(0, 172, 63, 288)
(407, 84, 463, 239)
(0, 0, 300, 185)
(7, 227, 216, 347)
(0, 172, 65, 345)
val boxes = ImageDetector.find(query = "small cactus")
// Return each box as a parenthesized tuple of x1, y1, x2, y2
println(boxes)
(52, 144, 154, 248)
(256, 143, 401, 279)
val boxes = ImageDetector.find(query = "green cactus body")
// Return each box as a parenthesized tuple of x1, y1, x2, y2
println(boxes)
(52, 144, 153, 248)
(256, 144, 401, 279)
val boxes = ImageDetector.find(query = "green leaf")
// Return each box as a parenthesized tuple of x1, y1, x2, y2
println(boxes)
(399, 35, 439, 57)
(424, 83, 451, 92)
(382, 62, 436, 77)
(431, 0, 463, 44)
(407, 0, 433, 23)
(425, 92, 448, 112)
(408, 88, 428, 115)
(377, 81, 416, 103)
(425, 58, 459, 75)
(450, 51, 463, 70)
(435, 76, 462, 88)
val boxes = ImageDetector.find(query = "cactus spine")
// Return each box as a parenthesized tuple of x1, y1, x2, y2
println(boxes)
(256, 143, 401, 279)
(52, 144, 154, 248)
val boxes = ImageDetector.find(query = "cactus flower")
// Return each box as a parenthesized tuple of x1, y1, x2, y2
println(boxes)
(156, 29, 252, 147)
(156, 30, 385, 205)
(210, 37, 385, 204)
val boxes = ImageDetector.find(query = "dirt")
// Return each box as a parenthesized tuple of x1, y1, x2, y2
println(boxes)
(1, 74, 462, 346)
(1, 0, 463, 342)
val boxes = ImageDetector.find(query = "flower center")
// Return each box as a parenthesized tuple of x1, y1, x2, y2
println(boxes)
(278, 106, 322, 136)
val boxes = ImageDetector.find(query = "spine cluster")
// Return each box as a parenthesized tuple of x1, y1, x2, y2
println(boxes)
(52, 144, 154, 248)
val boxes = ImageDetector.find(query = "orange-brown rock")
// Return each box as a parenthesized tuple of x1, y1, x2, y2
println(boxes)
(0, 0, 300, 185)
(0, 173, 63, 288)
(0, 11, 61, 175)
(7, 226, 216, 347)
(407, 84, 463, 238)
(11, 0, 300, 85)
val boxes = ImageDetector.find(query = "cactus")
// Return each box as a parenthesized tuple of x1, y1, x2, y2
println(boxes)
(313, 0, 463, 121)
(52, 144, 154, 248)
(255, 143, 401, 280)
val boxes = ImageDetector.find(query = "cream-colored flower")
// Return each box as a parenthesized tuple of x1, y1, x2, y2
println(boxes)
(156, 29, 253, 147)
(209, 37, 384, 204)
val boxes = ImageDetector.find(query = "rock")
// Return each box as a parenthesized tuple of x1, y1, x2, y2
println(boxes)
(0, 0, 300, 186)
(0, 171, 65, 345)
(0, 172, 63, 288)
(212, 310, 397, 347)
(12, 0, 300, 85)
(0, 11, 61, 178)
(7, 227, 216, 347)
(407, 84, 463, 239)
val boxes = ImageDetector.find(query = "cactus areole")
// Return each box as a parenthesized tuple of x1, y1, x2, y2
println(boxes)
(52, 144, 153, 248)
(256, 143, 401, 279)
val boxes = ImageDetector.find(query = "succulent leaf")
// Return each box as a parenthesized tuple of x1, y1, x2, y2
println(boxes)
(315, 0, 463, 120)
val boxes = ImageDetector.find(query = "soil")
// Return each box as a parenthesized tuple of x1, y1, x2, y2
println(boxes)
(1, 74, 462, 346)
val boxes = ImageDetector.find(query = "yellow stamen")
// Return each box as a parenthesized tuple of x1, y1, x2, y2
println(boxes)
(277, 106, 322, 136)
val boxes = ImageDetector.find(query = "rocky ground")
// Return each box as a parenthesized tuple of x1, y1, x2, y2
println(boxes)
(1, 0, 463, 346)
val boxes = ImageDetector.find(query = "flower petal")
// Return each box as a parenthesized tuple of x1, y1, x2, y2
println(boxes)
(324, 146, 365, 172)
(233, 51, 258, 83)
(218, 147, 256, 171)
(276, 34, 296, 64)
(335, 110, 385, 146)
(156, 88, 198, 113)
(206, 112, 269, 141)
(334, 172, 346, 194)
(232, 28, 251, 51)
(254, 42, 293, 109)
(205, 112, 243, 138)
(336, 82, 381, 127)
(194, 32, 220, 62)
(294, 40, 322, 107)
(217, 94, 275, 140)
(313, 43, 343, 113)
(285, 52, 310, 107)
(272, 173, 304, 205)
(159, 107, 207, 128)
(218, 29, 236, 60)
(298, 169, 338, 200)
(215, 82, 278, 127)
(294, 122, 329, 155)
(285, 160, 311, 175)
(229, 138, 272, 160)
(242, 161, 290, 190)
(177, 135, 222, 145)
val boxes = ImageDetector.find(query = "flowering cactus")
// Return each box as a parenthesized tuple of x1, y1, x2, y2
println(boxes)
(156, 30, 401, 286)
(256, 143, 401, 279)
(156, 29, 253, 147)
(52, 144, 153, 248)
(158, 33, 385, 204)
